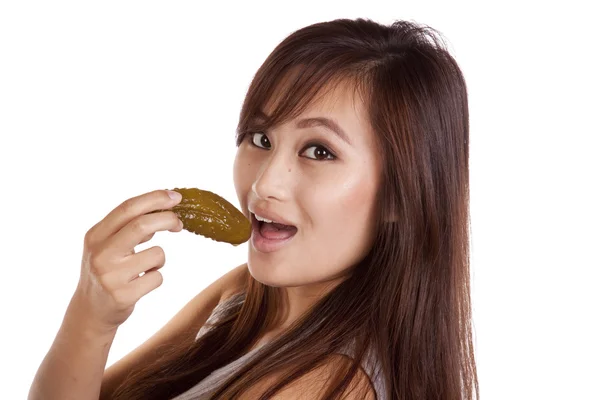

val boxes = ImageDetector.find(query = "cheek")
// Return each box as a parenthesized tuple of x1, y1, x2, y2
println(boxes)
(318, 168, 380, 253)
(316, 172, 378, 233)
(298, 175, 377, 278)
(340, 182, 377, 229)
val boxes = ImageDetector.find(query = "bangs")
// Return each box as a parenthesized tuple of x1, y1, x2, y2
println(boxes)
(236, 61, 370, 145)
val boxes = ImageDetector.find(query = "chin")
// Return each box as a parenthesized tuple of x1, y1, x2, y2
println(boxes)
(247, 256, 282, 287)
(246, 256, 303, 288)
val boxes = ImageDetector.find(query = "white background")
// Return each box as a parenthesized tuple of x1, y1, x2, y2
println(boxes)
(1, 1, 598, 399)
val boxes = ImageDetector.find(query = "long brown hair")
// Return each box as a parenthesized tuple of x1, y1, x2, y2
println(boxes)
(112, 18, 478, 399)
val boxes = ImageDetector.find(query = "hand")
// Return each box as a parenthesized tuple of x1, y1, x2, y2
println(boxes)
(74, 189, 184, 333)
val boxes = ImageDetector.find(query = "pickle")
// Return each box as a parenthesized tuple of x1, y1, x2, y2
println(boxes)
(157, 188, 251, 245)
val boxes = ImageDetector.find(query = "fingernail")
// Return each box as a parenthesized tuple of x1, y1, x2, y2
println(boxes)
(167, 190, 182, 201)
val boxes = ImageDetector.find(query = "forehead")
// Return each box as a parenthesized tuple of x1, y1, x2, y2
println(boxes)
(263, 68, 366, 116)
(263, 75, 376, 146)
(299, 81, 365, 118)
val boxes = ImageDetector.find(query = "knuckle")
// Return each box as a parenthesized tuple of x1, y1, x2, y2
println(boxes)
(160, 190, 172, 202)
(151, 246, 166, 262)
(169, 211, 180, 223)
(146, 270, 164, 289)
(96, 274, 112, 290)
(88, 253, 104, 274)
(140, 233, 154, 244)
(88, 250, 115, 277)
(120, 198, 135, 215)
(111, 290, 131, 308)
(130, 218, 147, 234)
(153, 271, 164, 287)
(84, 227, 97, 248)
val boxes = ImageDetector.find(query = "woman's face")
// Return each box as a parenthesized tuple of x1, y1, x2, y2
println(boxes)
(233, 82, 381, 288)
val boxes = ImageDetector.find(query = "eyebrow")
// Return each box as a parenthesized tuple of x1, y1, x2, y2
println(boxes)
(253, 110, 352, 145)
(295, 117, 351, 145)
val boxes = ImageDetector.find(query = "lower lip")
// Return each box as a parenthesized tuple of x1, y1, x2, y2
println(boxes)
(250, 217, 297, 253)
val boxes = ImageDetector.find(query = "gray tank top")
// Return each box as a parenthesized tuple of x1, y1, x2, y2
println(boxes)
(170, 294, 387, 400)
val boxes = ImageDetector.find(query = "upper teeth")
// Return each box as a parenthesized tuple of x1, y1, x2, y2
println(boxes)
(255, 214, 274, 223)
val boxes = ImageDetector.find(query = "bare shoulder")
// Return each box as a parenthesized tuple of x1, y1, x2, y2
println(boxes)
(243, 354, 376, 400)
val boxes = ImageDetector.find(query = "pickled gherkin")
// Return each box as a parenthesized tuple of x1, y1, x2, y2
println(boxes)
(159, 188, 251, 245)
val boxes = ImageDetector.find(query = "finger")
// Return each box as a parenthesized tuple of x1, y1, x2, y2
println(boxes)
(125, 246, 166, 282)
(91, 189, 182, 245)
(106, 211, 181, 255)
(128, 270, 164, 303)
(168, 219, 185, 233)
(139, 232, 155, 246)
(100, 245, 166, 287)
(136, 217, 182, 247)
(110, 270, 164, 307)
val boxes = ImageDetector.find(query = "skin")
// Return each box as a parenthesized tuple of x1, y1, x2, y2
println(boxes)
(233, 80, 382, 338)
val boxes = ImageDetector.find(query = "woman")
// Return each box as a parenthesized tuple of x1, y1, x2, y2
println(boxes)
(29, 18, 478, 399)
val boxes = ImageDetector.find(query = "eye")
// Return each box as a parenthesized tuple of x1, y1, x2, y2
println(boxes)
(250, 132, 271, 149)
(301, 144, 335, 161)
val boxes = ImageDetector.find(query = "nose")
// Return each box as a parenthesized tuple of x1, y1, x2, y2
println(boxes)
(251, 151, 292, 202)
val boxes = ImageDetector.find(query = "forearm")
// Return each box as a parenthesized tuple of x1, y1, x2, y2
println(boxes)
(28, 293, 118, 400)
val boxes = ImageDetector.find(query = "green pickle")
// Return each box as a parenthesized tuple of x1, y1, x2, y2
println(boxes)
(158, 188, 251, 245)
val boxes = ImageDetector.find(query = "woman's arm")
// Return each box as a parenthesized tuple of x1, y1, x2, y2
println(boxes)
(27, 290, 119, 400)
(28, 263, 248, 400)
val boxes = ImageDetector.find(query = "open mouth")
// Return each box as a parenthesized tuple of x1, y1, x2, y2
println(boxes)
(251, 213, 298, 240)
(249, 212, 298, 253)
